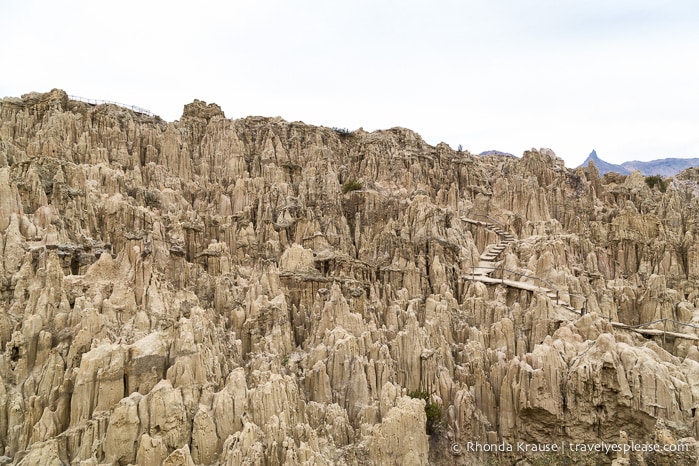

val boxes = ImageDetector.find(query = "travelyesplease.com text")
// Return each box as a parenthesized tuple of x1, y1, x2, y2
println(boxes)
(450, 441, 690, 455)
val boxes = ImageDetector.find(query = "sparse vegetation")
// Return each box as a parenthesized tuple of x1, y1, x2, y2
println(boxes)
(144, 190, 160, 208)
(342, 179, 362, 193)
(645, 175, 667, 192)
(408, 389, 443, 435)
(332, 127, 352, 138)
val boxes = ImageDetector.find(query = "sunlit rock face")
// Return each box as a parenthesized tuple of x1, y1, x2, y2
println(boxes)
(1, 89, 699, 465)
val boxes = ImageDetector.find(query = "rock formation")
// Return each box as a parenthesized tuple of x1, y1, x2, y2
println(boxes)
(1, 89, 699, 464)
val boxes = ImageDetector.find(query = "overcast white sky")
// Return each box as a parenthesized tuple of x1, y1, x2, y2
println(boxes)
(1, 1, 697, 167)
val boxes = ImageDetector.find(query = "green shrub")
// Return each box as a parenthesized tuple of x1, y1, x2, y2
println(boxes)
(332, 127, 352, 137)
(645, 175, 667, 192)
(408, 389, 443, 435)
(342, 179, 362, 193)
(144, 190, 160, 208)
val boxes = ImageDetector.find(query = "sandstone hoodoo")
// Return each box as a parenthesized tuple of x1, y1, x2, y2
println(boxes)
(1, 89, 698, 465)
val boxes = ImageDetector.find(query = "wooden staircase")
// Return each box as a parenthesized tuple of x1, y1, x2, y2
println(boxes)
(462, 216, 516, 277)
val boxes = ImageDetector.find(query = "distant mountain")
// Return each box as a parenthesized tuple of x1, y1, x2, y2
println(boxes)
(580, 150, 629, 175)
(622, 158, 699, 177)
(579, 150, 699, 177)
(479, 150, 515, 157)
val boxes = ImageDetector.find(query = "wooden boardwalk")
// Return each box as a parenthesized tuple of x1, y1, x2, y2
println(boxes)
(461, 215, 699, 342)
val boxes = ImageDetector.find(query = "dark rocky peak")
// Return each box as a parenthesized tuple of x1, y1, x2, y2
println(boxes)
(580, 150, 630, 176)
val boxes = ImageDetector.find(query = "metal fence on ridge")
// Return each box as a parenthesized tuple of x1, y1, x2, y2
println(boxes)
(68, 95, 154, 117)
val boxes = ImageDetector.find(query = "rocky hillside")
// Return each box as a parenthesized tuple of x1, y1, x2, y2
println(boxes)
(1, 89, 699, 465)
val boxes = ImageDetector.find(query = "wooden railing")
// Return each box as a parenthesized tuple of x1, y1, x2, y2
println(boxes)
(463, 264, 588, 312)
(628, 318, 699, 331)
(463, 211, 507, 231)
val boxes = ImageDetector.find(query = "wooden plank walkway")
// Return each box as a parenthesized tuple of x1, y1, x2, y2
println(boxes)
(461, 215, 699, 342)
(610, 322, 699, 341)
